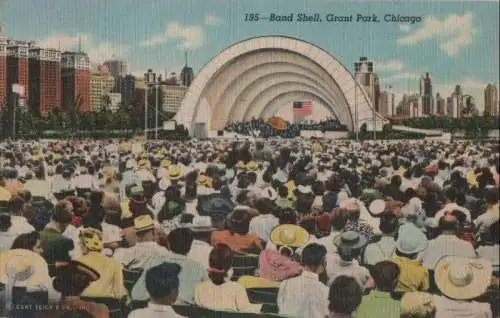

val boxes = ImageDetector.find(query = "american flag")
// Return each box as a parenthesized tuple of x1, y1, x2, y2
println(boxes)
(292, 100, 313, 116)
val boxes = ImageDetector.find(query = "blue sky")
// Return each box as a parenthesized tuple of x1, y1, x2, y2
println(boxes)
(1, 0, 499, 110)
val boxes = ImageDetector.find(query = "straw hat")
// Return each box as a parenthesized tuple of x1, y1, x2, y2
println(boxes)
(235, 161, 247, 170)
(79, 227, 104, 251)
(369, 199, 386, 216)
(137, 159, 149, 170)
(401, 292, 436, 318)
(130, 185, 144, 196)
(333, 231, 368, 250)
(168, 165, 182, 180)
(261, 187, 278, 201)
(160, 159, 171, 168)
(297, 185, 312, 194)
(270, 224, 310, 247)
(0, 249, 50, 288)
(435, 256, 492, 300)
(246, 161, 258, 172)
(197, 174, 210, 186)
(134, 214, 155, 232)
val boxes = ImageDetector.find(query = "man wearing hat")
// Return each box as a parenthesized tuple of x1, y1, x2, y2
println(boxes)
(114, 214, 169, 270)
(326, 231, 373, 291)
(433, 256, 493, 317)
(248, 198, 279, 244)
(136, 159, 156, 183)
(76, 227, 128, 300)
(392, 223, 429, 292)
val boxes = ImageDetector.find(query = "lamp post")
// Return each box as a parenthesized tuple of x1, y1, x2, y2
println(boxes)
(354, 71, 359, 142)
(155, 82, 159, 139)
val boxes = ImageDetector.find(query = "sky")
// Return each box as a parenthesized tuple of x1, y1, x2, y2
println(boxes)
(1, 0, 499, 114)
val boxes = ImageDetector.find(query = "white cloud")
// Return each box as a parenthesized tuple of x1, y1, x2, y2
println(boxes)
(376, 60, 405, 72)
(205, 13, 224, 26)
(385, 72, 421, 81)
(37, 33, 129, 63)
(399, 25, 411, 33)
(140, 22, 204, 49)
(397, 13, 477, 56)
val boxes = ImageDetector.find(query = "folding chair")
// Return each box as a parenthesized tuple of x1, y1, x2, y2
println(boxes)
(123, 268, 143, 295)
(232, 252, 260, 281)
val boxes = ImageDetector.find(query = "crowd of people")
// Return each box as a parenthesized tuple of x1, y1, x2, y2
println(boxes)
(225, 118, 347, 138)
(0, 137, 498, 318)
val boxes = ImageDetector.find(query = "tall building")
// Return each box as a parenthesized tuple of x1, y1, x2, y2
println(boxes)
(454, 85, 463, 117)
(6, 40, 31, 108)
(396, 94, 421, 118)
(90, 71, 115, 111)
(28, 47, 61, 114)
(446, 96, 454, 117)
(354, 57, 379, 111)
(436, 92, 445, 115)
(419, 72, 433, 115)
(0, 39, 7, 109)
(484, 83, 498, 116)
(180, 51, 194, 87)
(61, 51, 91, 113)
(134, 78, 145, 111)
(378, 91, 390, 116)
(115, 74, 136, 107)
(105, 92, 122, 113)
(103, 58, 128, 77)
(161, 84, 187, 114)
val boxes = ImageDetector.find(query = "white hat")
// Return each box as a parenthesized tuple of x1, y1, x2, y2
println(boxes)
(297, 185, 312, 194)
(369, 199, 386, 216)
(435, 256, 492, 300)
(261, 187, 278, 201)
(396, 223, 428, 254)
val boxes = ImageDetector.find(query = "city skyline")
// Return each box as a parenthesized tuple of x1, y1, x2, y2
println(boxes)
(0, 0, 499, 112)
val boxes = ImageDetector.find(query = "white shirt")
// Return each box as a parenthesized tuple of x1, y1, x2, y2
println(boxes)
(363, 236, 397, 266)
(249, 214, 279, 242)
(475, 204, 500, 234)
(420, 234, 476, 270)
(477, 245, 499, 270)
(9, 216, 35, 235)
(326, 253, 371, 290)
(433, 295, 492, 318)
(0, 231, 18, 253)
(72, 174, 98, 189)
(277, 271, 329, 318)
(23, 179, 51, 198)
(63, 224, 82, 258)
(187, 240, 212, 269)
(128, 303, 184, 318)
(136, 169, 156, 183)
(114, 241, 171, 269)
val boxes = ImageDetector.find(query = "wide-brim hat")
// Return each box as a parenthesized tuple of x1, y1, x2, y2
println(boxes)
(396, 223, 428, 254)
(0, 249, 50, 288)
(333, 231, 368, 250)
(182, 216, 215, 232)
(435, 256, 492, 300)
(137, 159, 149, 169)
(246, 161, 258, 171)
(270, 224, 309, 247)
(261, 187, 278, 201)
(134, 214, 155, 232)
(235, 161, 247, 169)
(297, 185, 312, 194)
(369, 199, 386, 216)
(168, 166, 183, 180)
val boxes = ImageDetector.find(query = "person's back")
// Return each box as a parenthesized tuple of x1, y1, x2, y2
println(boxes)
(278, 244, 329, 318)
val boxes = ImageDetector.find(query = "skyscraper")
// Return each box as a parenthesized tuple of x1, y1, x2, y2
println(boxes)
(6, 40, 30, 108)
(354, 57, 379, 112)
(29, 47, 61, 114)
(484, 83, 498, 117)
(115, 74, 136, 108)
(61, 51, 91, 113)
(180, 51, 194, 87)
(436, 92, 445, 115)
(90, 70, 115, 111)
(378, 91, 389, 116)
(161, 84, 187, 114)
(0, 39, 7, 110)
(103, 58, 128, 77)
(420, 72, 433, 115)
